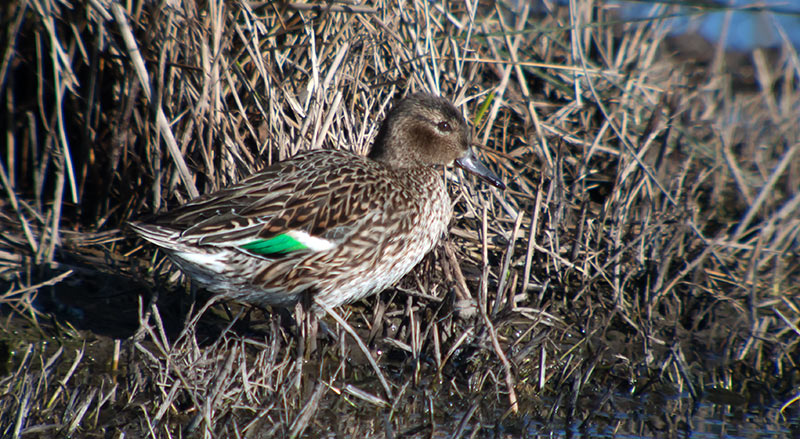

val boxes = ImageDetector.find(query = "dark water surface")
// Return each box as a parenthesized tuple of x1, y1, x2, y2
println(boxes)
(2, 268, 798, 438)
(510, 396, 798, 438)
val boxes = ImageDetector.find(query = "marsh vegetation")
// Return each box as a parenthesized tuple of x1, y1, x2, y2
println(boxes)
(1, 1, 799, 437)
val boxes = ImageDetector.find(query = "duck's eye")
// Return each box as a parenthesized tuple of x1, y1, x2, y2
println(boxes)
(436, 121, 452, 133)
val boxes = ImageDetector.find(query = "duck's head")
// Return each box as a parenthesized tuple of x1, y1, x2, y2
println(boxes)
(369, 93, 505, 189)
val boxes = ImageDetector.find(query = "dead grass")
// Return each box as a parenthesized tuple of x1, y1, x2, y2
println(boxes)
(1, 0, 799, 437)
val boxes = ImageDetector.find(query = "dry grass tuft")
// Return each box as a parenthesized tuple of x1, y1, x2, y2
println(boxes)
(1, 0, 799, 436)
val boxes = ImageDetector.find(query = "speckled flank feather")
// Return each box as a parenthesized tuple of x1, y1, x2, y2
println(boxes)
(130, 93, 504, 311)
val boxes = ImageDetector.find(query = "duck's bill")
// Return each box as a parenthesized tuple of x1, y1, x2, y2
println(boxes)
(456, 151, 506, 189)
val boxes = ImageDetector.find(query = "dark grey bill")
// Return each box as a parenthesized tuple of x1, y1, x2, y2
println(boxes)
(455, 149, 506, 189)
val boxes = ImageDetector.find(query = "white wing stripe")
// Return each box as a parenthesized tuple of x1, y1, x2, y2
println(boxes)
(285, 230, 336, 251)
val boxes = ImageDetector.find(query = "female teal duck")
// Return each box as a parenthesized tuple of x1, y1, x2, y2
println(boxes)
(130, 93, 504, 311)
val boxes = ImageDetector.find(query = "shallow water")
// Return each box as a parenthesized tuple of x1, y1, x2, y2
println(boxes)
(2, 271, 798, 438)
(516, 398, 797, 439)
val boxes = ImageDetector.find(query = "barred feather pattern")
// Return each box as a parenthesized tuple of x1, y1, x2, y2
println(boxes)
(130, 149, 452, 310)
(131, 93, 506, 312)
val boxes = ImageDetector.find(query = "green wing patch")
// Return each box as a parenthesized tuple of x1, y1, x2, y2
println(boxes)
(240, 234, 307, 255)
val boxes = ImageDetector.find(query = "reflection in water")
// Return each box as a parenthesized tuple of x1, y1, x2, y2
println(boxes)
(519, 398, 797, 438)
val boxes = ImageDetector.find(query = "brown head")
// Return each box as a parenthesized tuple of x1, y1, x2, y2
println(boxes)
(369, 93, 505, 189)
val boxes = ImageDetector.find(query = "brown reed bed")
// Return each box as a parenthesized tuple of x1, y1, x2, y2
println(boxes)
(1, 0, 799, 437)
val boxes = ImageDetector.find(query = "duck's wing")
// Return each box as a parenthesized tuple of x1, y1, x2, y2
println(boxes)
(135, 150, 396, 258)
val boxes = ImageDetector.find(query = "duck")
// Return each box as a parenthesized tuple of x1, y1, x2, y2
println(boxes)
(130, 92, 504, 312)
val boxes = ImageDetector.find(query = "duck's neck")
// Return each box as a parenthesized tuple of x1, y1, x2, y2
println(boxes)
(393, 165, 445, 196)
(368, 126, 424, 169)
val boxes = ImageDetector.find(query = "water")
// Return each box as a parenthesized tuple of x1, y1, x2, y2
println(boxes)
(614, 0, 800, 51)
(516, 397, 799, 438)
(521, 0, 800, 51)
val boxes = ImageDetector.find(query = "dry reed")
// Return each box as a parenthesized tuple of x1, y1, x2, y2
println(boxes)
(1, 0, 799, 437)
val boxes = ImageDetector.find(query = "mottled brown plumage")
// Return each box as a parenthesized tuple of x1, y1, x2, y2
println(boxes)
(130, 93, 504, 310)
